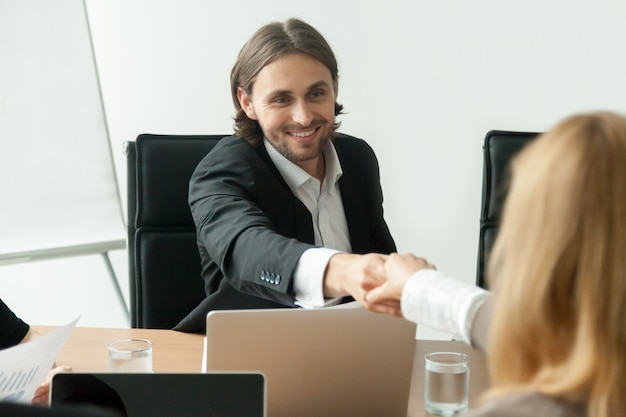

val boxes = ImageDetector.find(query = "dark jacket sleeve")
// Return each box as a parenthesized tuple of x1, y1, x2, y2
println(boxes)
(0, 299, 29, 349)
(188, 137, 313, 306)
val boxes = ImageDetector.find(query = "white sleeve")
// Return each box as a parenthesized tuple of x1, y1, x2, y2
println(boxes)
(400, 269, 491, 344)
(293, 248, 343, 308)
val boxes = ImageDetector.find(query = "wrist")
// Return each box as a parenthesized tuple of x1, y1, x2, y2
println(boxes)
(323, 253, 351, 297)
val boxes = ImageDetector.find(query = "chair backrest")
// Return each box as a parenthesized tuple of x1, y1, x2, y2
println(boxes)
(125, 134, 225, 328)
(477, 130, 539, 289)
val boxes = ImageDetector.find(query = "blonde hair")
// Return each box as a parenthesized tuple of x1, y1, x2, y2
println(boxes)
(486, 111, 626, 417)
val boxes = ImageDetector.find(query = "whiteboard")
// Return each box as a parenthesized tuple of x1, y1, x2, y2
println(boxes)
(0, 0, 124, 259)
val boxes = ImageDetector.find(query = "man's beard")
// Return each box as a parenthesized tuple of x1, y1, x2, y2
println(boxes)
(267, 121, 335, 164)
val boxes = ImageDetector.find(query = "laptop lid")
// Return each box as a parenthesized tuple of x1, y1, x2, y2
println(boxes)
(50, 372, 265, 417)
(204, 305, 417, 417)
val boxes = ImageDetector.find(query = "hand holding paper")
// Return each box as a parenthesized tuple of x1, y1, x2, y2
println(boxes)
(0, 318, 78, 404)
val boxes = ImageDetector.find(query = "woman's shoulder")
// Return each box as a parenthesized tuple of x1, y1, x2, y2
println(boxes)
(465, 391, 586, 417)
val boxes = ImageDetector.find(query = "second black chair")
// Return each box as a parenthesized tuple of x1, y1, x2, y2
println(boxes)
(477, 130, 539, 289)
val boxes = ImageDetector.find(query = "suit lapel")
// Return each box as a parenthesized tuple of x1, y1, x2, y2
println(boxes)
(334, 139, 370, 254)
(255, 142, 315, 244)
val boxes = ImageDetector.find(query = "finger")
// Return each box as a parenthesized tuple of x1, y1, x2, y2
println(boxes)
(31, 387, 49, 406)
(365, 292, 401, 310)
(43, 366, 70, 385)
(366, 280, 400, 301)
(371, 300, 402, 310)
(365, 287, 384, 303)
(366, 303, 403, 318)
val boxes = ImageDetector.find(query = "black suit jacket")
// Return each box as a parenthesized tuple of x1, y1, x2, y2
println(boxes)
(174, 133, 396, 333)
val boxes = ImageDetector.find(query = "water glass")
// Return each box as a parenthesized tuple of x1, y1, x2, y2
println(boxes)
(424, 352, 470, 416)
(107, 338, 153, 372)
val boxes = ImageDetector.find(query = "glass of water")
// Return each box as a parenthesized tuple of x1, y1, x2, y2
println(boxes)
(424, 352, 470, 416)
(107, 338, 153, 372)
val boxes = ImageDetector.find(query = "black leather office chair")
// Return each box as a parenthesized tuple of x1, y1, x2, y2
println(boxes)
(477, 130, 539, 289)
(125, 134, 225, 328)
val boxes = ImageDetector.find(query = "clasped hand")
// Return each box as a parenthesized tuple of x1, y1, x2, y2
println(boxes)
(324, 252, 435, 317)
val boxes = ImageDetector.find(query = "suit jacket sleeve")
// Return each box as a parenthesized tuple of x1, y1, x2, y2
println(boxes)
(188, 137, 314, 306)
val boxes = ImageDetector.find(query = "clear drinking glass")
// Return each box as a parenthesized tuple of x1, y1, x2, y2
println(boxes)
(107, 338, 153, 372)
(424, 352, 470, 416)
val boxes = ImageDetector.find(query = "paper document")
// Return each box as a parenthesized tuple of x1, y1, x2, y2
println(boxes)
(0, 317, 79, 403)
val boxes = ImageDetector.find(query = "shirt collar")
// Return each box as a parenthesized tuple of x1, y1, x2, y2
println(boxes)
(264, 138, 343, 191)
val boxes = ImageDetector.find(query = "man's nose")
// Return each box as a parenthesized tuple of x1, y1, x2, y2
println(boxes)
(291, 100, 314, 126)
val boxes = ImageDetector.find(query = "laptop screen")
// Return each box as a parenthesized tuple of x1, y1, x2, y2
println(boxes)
(50, 372, 265, 417)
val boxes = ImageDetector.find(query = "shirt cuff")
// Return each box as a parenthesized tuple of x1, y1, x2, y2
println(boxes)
(294, 247, 344, 308)
(400, 269, 491, 344)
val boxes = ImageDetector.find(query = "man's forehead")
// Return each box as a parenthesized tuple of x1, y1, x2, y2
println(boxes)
(265, 80, 333, 95)
(251, 54, 334, 92)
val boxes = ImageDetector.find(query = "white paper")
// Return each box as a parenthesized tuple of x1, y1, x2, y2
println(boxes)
(0, 317, 79, 403)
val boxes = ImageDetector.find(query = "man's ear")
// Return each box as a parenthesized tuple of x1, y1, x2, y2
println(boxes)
(237, 87, 257, 120)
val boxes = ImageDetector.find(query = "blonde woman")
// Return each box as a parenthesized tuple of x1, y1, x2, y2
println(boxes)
(366, 111, 626, 417)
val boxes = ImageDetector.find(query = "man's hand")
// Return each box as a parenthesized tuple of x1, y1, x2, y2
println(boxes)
(323, 253, 388, 306)
(365, 253, 435, 317)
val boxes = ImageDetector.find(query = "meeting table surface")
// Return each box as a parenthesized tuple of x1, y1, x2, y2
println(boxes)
(33, 325, 490, 417)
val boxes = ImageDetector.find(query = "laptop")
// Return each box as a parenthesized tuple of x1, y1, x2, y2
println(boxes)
(50, 372, 265, 417)
(204, 305, 417, 417)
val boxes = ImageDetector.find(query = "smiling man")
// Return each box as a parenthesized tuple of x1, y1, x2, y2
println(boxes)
(175, 18, 396, 333)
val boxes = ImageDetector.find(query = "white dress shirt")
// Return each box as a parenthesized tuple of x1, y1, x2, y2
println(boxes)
(264, 139, 351, 308)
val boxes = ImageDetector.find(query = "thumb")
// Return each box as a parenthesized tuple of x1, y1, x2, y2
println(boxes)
(366, 286, 383, 303)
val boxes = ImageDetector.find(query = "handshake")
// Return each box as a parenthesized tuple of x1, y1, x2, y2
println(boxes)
(323, 252, 436, 317)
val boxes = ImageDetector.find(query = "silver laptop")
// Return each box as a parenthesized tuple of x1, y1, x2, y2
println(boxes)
(204, 305, 417, 417)
(50, 372, 265, 417)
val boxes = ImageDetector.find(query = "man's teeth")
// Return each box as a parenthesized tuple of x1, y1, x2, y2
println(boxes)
(292, 129, 315, 137)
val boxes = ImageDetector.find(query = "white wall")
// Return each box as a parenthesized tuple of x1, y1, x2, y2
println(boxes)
(2, 0, 625, 338)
